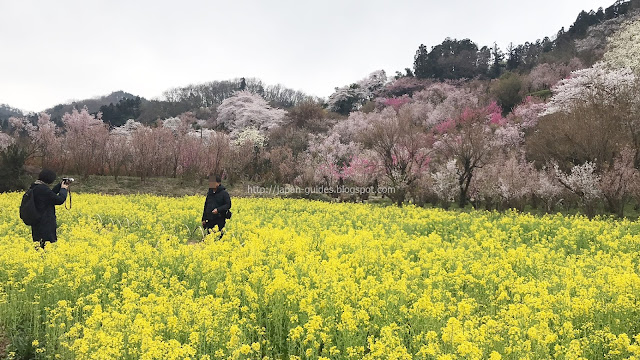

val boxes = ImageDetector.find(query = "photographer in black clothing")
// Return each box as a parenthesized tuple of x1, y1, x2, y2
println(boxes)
(201, 175, 231, 239)
(29, 169, 69, 249)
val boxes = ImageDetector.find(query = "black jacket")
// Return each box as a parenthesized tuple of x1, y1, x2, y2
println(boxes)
(202, 185, 231, 223)
(30, 182, 67, 242)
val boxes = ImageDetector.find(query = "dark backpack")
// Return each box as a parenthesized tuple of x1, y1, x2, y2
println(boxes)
(20, 187, 41, 226)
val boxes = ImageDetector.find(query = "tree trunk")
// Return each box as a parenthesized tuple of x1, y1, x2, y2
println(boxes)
(393, 189, 406, 207)
(605, 195, 626, 218)
(459, 174, 472, 208)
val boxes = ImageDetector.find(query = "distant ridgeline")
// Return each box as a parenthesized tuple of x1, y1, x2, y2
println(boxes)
(410, 0, 640, 82)
(1, 0, 638, 126)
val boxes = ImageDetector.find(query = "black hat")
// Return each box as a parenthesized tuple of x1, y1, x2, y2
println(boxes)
(38, 169, 56, 184)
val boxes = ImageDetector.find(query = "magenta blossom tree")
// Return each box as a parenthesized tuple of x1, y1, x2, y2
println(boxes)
(302, 133, 361, 188)
(357, 107, 432, 205)
(105, 132, 131, 183)
(433, 102, 505, 207)
(375, 95, 412, 111)
(62, 108, 109, 179)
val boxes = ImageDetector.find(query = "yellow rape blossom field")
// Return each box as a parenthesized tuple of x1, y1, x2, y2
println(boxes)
(1, 193, 640, 360)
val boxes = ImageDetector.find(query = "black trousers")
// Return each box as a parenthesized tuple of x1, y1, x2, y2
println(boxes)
(32, 239, 51, 249)
(204, 218, 226, 239)
(32, 231, 56, 250)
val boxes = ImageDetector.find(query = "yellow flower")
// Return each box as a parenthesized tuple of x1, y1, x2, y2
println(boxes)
(0, 194, 639, 359)
(240, 344, 252, 355)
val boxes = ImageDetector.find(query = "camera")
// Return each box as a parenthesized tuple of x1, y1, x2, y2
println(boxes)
(62, 177, 75, 184)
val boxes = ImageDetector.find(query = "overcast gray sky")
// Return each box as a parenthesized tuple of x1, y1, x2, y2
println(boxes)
(1, 0, 609, 112)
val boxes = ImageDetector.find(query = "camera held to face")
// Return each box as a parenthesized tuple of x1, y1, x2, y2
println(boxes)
(62, 177, 75, 185)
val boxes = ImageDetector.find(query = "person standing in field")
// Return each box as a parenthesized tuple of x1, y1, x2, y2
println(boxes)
(201, 174, 231, 239)
(29, 169, 69, 249)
